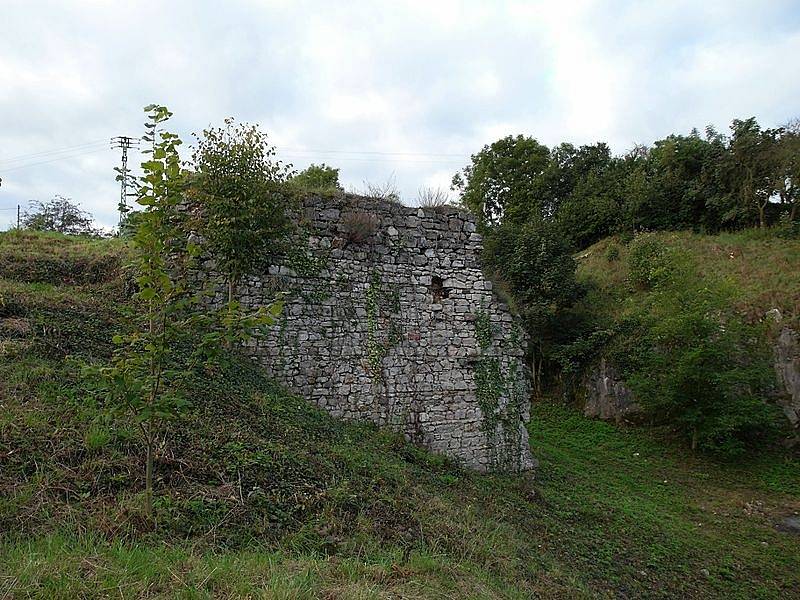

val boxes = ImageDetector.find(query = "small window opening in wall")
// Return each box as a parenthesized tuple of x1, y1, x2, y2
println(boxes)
(431, 275, 449, 302)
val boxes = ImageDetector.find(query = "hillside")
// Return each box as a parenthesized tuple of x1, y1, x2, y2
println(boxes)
(1, 231, 800, 599)
(576, 229, 800, 329)
(564, 229, 800, 452)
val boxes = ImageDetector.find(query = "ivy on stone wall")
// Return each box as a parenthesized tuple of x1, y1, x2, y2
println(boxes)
(472, 309, 527, 470)
(366, 271, 387, 380)
(365, 271, 403, 382)
(286, 233, 332, 304)
(475, 309, 494, 351)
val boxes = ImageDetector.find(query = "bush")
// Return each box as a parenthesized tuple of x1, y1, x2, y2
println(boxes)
(290, 163, 343, 195)
(627, 233, 672, 289)
(774, 213, 800, 239)
(343, 211, 378, 245)
(22, 196, 98, 236)
(618, 252, 780, 456)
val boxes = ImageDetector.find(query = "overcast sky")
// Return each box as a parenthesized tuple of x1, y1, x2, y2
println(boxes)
(1, 0, 799, 230)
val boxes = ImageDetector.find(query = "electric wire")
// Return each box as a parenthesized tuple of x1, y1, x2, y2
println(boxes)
(0, 139, 468, 176)
(0, 139, 110, 165)
(281, 147, 467, 158)
(0, 147, 112, 173)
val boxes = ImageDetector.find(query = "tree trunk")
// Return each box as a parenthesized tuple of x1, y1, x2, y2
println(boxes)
(536, 355, 543, 397)
(145, 421, 154, 518)
(226, 277, 236, 349)
(530, 346, 543, 399)
(145, 304, 155, 519)
(758, 203, 766, 229)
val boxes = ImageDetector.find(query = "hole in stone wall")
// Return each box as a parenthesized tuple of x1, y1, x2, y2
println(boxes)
(431, 275, 449, 302)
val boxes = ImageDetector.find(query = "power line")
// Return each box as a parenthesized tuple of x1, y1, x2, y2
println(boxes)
(0, 139, 109, 165)
(0, 147, 110, 173)
(279, 153, 465, 165)
(281, 147, 468, 158)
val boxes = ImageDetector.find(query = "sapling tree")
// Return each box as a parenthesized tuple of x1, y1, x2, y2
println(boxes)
(290, 163, 343, 193)
(89, 105, 282, 520)
(190, 119, 295, 308)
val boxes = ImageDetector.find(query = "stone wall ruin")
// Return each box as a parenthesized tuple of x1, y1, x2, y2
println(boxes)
(231, 194, 535, 472)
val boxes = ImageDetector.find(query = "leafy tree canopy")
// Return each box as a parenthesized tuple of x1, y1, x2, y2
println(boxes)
(23, 196, 98, 236)
(452, 135, 550, 228)
(190, 118, 296, 300)
(291, 163, 343, 193)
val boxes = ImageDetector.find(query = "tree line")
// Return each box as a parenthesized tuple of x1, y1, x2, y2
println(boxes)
(454, 116, 799, 249)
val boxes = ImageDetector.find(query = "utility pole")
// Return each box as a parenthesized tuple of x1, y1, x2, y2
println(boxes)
(111, 136, 140, 223)
(17, 204, 20, 229)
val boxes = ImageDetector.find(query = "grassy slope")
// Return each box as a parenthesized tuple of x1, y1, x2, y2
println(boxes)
(576, 229, 800, 328)
(1, 231, 799, 599)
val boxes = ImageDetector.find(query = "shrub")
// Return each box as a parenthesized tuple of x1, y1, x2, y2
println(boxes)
(618, 254, 780, 456)
(627, 233, 672, 289)
(363, 176, 402, 204)
(774, 213, 800, 239)
(343, 211, 378, 245)
(604, 243, 620, 262)
(22, 196, 98, 236)
(290, 163, 343, 194)
(417, 186, 451, 209)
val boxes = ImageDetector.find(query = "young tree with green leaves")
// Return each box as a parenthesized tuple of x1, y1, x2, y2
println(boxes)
(190, 119, 295, 306)
(290, 163, 343, 193)
(90, 106, 282, 520)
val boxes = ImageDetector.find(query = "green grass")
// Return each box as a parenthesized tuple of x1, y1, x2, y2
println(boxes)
(1, 230, 799, 598)
(577, 229, 800, 328)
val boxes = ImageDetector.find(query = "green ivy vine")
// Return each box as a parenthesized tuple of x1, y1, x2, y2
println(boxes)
(366, 271, 386, 380)
(365, 271, 402, 382)
(475, 309, 494, 350)
(472, 309, 527, 470)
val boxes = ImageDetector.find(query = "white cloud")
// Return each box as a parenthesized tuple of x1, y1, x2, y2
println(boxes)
(1, 0, 799, 228)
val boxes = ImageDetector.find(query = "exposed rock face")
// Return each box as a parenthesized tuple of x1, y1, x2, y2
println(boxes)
(582, 328, 800, 429)
(207, 195, 535, 472)
(583, 358, 641, 423)
(775, 327, 800, 428)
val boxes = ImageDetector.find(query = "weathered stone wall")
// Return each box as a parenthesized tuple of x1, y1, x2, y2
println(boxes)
(228, 194, 534, 472)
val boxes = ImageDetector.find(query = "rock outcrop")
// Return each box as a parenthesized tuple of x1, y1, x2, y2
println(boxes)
(775, 327, 800, 428)
(582, 358, 641, 423)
